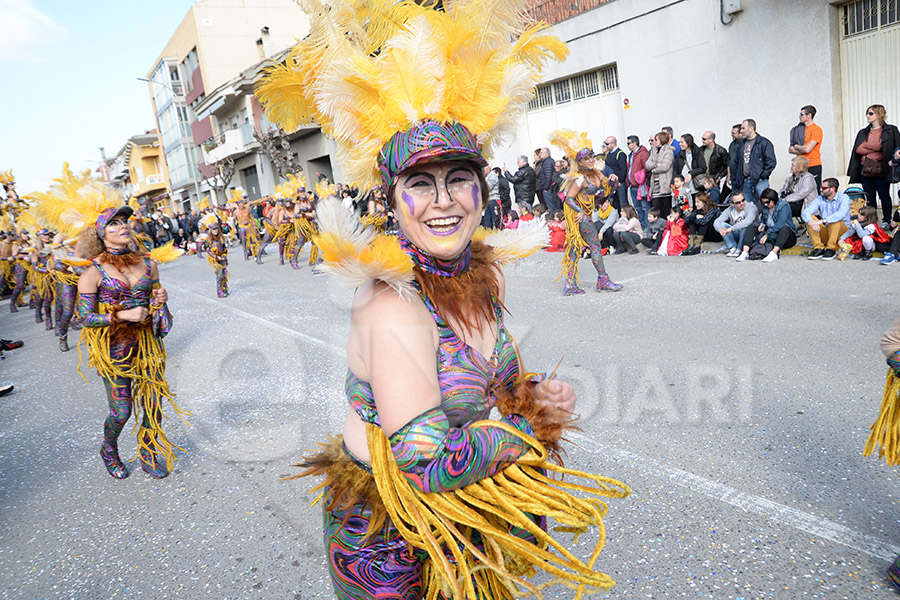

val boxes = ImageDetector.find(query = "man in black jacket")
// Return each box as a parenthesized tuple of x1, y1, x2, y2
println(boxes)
(602, 136, 628, 210)
(537, 147, 559, 211)
(503, 155, 537, 207)
(495, 167, 511, 215)
(729, 119, 777, 209)
(700, 131, 729, 186)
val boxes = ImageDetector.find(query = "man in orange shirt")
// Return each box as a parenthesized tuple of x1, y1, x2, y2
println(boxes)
(789, 105, 823, 189)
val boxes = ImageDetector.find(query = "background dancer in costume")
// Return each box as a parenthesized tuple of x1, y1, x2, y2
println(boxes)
(201, 213, 229, 298)
(52, 235, 83, 352)
(75, 202, 188, 479)
(257, 1, 628, 597)
(255, 197, 282, 264)
(30, 229, 55, 329)
(8, 230, 32, 312)
(550, 130, 623, 295)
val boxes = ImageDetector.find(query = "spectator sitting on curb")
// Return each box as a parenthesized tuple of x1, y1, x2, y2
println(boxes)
(839, 205, 890, 261)
(736, 188, 797, 263)
(612, 206, 643, 254)
(656, 206, 688, 256)
(642, 207, 666, 253)
(803, 177, 852, 260)
(682, 192, 721, 255)
(697, 175, 721, 206)
(880, 207, 900, 265)
(779, 156, 819, 220)
(593, 195, 619, 249)
(714, 191, 758, 257)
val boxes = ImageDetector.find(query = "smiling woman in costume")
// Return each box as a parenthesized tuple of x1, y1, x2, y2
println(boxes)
(550, 130, 623, 296)
(257, 1, 629, 598)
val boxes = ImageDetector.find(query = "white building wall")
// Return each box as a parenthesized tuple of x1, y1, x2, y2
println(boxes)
(500, 0, 846, 190)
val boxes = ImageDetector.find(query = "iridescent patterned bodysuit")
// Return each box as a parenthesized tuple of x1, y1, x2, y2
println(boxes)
(324, 285, 539, 599)
(561, 175, 621, 294)
(76, 254, 177, 479)
(53, 255, 83, 351)
(32, 252, 54, 328)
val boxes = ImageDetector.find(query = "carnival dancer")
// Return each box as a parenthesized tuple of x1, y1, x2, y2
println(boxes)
(201, 213, 229, 297)
(51, 234, 84, 352)
(233, 193, 255, 260)
(863, 314, 900, 588)
(361, 187, 390, 233)
(74, 201, 189, 479)
(30, 228, 55, 329)
(257, 1, 629, 597)
(8, 230, 32, 312)
(550, 130, 623, 295)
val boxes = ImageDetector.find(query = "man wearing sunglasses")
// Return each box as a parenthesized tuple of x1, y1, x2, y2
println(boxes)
(802, 178, 851, 260)
(713, 191, 758, 257)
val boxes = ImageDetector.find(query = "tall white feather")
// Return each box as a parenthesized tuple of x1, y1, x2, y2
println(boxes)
(483, 216, 550, 265)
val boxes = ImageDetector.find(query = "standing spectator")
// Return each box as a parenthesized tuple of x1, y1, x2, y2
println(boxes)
(724, 123, 743, 198)
(482, 166, 502, 229)
(496, 167, 511, 216)
(549, 160, 565, 208)
(736, 188, 797, 263)
(700, 130, 729, 184)
(682, 191, 721, 255)
(626, 135, 650, 228)
(779, 156, 818, 218)
(155, 208, 173, 244)
(188, 209, 200, 236)
(503, 156, 536, 207)
(847, 104, 900, 227)
(645, 131, 675, 219)
(673, 133, 704, 198)
(802, 177, 851, 260)
(789, 105, 824, 189)
(537, 147, 559, 212)
(663, 126, 681, 157)
(730, 118, 777, 209)
(603, 136, 628, 210)
(714, 191, 758, 257)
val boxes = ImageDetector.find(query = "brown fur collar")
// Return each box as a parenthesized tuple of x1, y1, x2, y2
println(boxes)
(413, 241, 502, 339)
(97, 251, 144, 270)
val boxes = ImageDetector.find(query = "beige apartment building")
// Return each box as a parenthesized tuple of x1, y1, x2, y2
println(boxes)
(145, 0, 308, 211)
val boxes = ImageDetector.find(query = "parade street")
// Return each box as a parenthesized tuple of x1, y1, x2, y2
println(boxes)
(1, 246, 899, 599)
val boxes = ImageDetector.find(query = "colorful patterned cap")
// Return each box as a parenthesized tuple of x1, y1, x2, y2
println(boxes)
(95, 206, 134, 238)
(378, 120, 488, 190)
(576, 147, 594, 162)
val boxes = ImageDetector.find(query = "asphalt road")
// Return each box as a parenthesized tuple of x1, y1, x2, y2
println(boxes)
(1, 241, 899, 599)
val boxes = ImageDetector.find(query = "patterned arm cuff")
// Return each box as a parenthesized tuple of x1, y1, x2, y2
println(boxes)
(388, 406, 531, 493)
(75, 293, 113, 328)
(888, 350, 900, 376)
(152, 303, 173, 339)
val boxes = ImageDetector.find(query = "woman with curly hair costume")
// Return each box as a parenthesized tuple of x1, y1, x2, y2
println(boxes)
(200, 213, 229, 298)
(549, 130, 623, 296)
(73, 195, 189, 479)
(257, 1, 630, 598)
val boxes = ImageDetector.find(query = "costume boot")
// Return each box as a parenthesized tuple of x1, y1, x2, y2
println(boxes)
(140, 435, 169, 479)
(596, 274, 623, 292)
(59, 334, 70, 353)
(100, 442, 129, 479)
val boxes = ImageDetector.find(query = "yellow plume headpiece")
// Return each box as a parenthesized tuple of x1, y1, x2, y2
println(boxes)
(0, 170, 15, 187)
(198, 196, 211, 211)
(28, 163, 109, 237)
(548, 129, 594, 163)
(256, 0, 568, 190)
(198, 212, 219, 230)
(228, 187, 247, 204)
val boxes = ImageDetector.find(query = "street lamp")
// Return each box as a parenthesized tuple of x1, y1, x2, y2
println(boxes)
(137, 77, 202, 212)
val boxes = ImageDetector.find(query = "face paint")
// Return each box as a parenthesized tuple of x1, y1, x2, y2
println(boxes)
(400, 190, 416, 218)
(470, 182, 481, 212)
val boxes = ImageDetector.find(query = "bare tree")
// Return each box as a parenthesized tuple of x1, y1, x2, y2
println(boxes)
(203, 156, 235, 205)
(253, 125, 300, 181)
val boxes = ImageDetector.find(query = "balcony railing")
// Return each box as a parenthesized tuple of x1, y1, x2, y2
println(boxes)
(145, 173, 164, 186)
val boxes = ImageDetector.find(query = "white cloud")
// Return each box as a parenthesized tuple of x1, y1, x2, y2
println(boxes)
(0, 0, 69, 63)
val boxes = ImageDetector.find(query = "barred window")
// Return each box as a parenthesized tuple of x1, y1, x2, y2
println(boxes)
(528, 84, 553, 110)
(553, 79, 571, 104)
(528, 64, 618, 111)
(600, 65, 619, 92)
(842, 0, 898, 36)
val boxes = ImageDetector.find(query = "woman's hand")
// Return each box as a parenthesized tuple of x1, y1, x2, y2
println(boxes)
(536, 378, 576, 421)
(117, 306, 149, 322)
(574, 212, 585, 223)
(152, 287, 168, 305)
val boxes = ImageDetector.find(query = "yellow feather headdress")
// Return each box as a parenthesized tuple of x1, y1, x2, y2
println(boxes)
(197, 196, 211, 211)
(198, 212, 219, 230)
(256, 0, 569, 190)
(0, 170, 14, 187)
(227, 187, 247, 204)
(548, 129, 593, 163)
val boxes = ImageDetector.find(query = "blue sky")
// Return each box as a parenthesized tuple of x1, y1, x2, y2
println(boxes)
(0, 0, 195, 194)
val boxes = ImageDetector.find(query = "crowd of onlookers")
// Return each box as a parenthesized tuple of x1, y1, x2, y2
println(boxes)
(479, 103, 900, 264)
